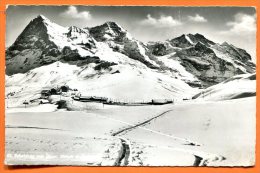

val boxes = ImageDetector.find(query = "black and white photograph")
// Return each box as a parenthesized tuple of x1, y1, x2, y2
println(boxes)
(5, 6, 256, 166)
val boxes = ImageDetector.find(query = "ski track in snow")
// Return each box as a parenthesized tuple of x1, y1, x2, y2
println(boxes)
(111, 110, 173, 136)
(104, 109, 202, 146)
(90, 109, 206, 166)
(89, 108, 200, 145)
(115, 137, 131, 166)
(97, 108, 227, 166)
(5, 125, 66, 131)
(84, 109, 204, 165)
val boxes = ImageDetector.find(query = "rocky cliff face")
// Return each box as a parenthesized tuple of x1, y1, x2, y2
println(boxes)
(147, 34, 255, 86)
(89, 22, 158, 69)
(6, 15, 256, 88)
(6, 15, 60, 75)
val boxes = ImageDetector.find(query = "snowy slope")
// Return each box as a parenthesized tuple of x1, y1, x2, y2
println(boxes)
(192, 73, 256, 100)
(150, 52, 201, 86)
(6, 60, 197, 107)
(6, 97, 255, 166)
(121, 97, 255, 166)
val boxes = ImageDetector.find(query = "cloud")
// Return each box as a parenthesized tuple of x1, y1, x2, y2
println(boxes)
(188, 14, 207, 22)
(60, 6, 91, 20)
(140, 14, 182, 28)
(220, 13, 256, 35)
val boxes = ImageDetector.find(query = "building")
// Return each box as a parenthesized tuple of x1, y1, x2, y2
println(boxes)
(41, 90, 50, 98)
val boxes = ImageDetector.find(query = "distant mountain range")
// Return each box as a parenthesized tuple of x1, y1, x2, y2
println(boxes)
(5, 15, 256, 102)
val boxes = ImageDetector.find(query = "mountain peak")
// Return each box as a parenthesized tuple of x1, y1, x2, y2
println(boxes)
(185, 33, 215, 46)
(13, 15, 52, 44)
(89, 21, 132, 42)
(221, 41, 230, 46)
(30, 14, 59, 30)
(33, 15, 64, 30)
(186, 33, 207, 40)
(34, 14, 50, 22)
(104, 21, 126, 32)
(36, 14, 47, 20)
(194, 33, 205, 38)
(68, 26, 84, 32)
(169, 34, 193, 48)
(67, 25, 89, 38)
(105, 21, 119, 26)
(180, 34, 186, 38)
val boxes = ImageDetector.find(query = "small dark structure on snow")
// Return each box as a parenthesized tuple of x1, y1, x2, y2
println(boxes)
(56, 100, 67, 109)
(50, 88, 58, 95)
(41, 90, 50, 98)
(151, 99, 173, 105)
(73, 95, 108, 103)
(23, 100, 29, 108)
(60, 85, 70, 92)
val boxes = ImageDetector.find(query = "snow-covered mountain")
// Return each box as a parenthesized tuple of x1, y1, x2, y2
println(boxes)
(5, 15, 256, 104)
(6, 15, 97, 75)
(147, 33, 255, 86)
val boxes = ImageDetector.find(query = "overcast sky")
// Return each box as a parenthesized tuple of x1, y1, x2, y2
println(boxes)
(6, 6, 256, 61)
